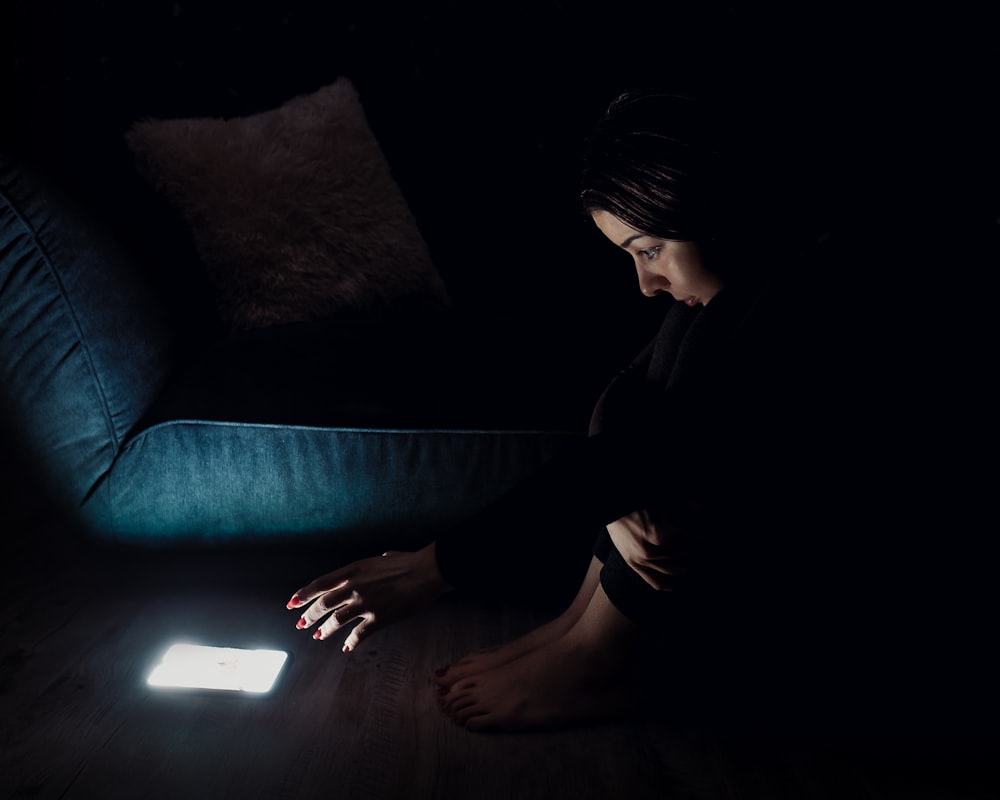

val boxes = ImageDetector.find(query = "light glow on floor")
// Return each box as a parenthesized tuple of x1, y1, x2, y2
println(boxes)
(147, 643, 288, 693)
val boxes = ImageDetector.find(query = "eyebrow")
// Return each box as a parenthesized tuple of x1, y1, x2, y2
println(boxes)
(618, 233, 646, 248)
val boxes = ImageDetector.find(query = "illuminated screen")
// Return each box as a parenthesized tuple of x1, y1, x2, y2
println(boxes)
(147, 643, 288, 693)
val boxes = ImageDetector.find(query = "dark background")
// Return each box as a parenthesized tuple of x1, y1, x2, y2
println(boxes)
(4, 1, 996, 354)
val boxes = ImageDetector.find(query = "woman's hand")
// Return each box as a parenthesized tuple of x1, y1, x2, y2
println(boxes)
(286, 542, 452, 652)
(606, 508, 693, 591)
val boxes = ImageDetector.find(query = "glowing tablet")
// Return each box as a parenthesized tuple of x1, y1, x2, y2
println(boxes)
(147, 643, 288, 694)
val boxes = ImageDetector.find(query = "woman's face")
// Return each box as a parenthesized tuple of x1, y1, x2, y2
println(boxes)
(591, 210, 724, 307)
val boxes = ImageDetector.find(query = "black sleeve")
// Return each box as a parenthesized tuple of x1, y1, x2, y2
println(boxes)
(587, 336, 656, 436)
(433, 427, 689, 603)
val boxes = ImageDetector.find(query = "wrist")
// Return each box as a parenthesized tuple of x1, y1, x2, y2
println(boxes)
(420, 540, 453, 597)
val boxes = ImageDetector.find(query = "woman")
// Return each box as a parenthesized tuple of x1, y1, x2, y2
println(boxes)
(287, 90, 833, 732)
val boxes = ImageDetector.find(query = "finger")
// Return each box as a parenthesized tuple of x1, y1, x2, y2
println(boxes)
(341, 615, 375, 653)
(634, 564, 679, 591)
(616, 517, 653, 543)
(647, 524, 693, 547)
(297, 589, 353, 628)
(287, 581, 349, 610)
(313, 603, 360, 640)
(638, 556, 684, 575)
(607, 517, 638, 537)
(636, 570, 669, 590)
(286, 571, 352, 608)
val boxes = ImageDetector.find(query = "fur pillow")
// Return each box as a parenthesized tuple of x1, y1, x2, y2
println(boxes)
(125, 78, 449, 332)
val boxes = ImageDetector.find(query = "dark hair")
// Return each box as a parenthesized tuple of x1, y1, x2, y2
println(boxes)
(579, 91, 727, 238)
(579, 90, 752, 279)
(581, 89, 828, 280)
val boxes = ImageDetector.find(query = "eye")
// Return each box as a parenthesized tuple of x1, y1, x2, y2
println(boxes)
(637, 246, 661, 261)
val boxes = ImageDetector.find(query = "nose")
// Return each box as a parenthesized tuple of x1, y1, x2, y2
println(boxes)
(636, 266, 665, 297)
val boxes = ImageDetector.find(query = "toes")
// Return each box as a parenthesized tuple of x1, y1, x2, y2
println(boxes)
(436, 672, 463, 689)
(433, 665, 451, 686)
(437, 687, 459, 713)
(443, 690, 478, 716)
(442, 679, 476, 708)
(464, 712, 494, 732)
(454, 703, 491, 728)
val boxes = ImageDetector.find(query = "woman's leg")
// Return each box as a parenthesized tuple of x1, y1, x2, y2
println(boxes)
(434, 433, 661, 605)
(435, 555, 604, 686)
(437, 576, 641, 732)
(434, 526, 700, 732)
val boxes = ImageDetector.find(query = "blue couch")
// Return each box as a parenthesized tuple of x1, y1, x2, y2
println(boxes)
(0, 154, 595, 548)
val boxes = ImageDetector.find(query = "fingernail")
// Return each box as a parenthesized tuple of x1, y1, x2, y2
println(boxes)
(313, 631, 322, 640)
(287, 596, 300, 608)
(296, 618, 307, 629)
(342, 643, 351, 653)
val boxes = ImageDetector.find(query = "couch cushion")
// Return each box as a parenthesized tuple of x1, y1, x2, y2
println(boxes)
(91, 422, 577, 547)
(0, 154, 173, 513)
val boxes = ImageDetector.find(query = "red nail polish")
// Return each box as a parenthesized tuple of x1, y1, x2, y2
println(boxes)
(313, 631, 322, 640)
(296, 618, 306, 629)
(342, 644, 351, 653)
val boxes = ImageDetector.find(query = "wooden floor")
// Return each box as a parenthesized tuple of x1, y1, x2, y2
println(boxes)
(1, 439, 997, 800)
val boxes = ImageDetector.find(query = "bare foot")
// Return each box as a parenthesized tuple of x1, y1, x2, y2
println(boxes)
(434, 557, 602, 689)
(437, 583, 639, 732)
(435, 613, 575, 688)
(438, 628, 636, 731)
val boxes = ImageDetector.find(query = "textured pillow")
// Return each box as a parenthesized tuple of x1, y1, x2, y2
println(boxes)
(125, 77, 449, 332)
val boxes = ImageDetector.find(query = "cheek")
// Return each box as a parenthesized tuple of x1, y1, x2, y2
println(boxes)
(659, 261, 684, 284)
(676, 261, 708, 288)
